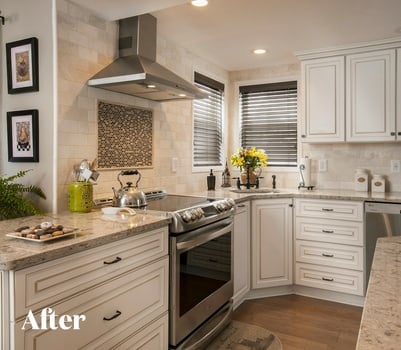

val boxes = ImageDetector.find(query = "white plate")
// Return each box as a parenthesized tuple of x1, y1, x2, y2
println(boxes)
(101, 207, 136, 215)
(6, 229, 78, 243)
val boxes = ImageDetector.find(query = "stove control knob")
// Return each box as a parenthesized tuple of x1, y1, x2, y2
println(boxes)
(215, 202, 226, 212)
(195, 208, 204, 219)
(190, 209, 199, 221)
(180, 210, 193, 223)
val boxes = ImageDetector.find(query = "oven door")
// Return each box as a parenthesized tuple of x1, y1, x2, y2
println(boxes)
(170, 217, 233, 347)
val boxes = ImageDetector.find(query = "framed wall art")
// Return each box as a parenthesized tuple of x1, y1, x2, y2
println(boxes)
(6, 37, 39, 94)
(7, 109, 39, 162)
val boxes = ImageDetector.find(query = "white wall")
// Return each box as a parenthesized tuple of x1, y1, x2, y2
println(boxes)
(0, 0, 56, 213)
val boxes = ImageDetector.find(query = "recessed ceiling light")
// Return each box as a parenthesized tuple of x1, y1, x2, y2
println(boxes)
(253, 49, 267, 55)
(191, 0, 208, 7)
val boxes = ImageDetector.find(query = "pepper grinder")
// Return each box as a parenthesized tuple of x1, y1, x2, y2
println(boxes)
(207, 169, 216, 190)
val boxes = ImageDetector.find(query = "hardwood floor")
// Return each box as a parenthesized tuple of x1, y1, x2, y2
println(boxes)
(232, 295, 363, 350)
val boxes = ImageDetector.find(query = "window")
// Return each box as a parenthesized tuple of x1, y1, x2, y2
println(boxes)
(239, 81, 298, 167)
(193, 72, 224, 168)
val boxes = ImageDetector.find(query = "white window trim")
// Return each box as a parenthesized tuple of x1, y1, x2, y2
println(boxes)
(233, 75, 301, 173)
(192, 68, 228, 173)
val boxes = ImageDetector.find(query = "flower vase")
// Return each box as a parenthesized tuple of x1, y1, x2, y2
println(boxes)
(240, 167, 261, 187)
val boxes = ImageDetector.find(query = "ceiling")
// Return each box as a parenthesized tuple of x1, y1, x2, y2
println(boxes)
(71, 0, 401, 71)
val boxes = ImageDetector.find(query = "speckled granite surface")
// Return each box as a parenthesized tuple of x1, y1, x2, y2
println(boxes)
(0, 210, 170, 270)
(191, 188, 401, 203)
(356, 237, 401, 350)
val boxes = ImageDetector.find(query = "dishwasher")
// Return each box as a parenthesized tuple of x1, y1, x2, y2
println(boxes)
(365, 202, 401, 282)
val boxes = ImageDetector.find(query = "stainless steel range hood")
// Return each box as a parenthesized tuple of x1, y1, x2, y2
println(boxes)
(88, 15, 207, 101)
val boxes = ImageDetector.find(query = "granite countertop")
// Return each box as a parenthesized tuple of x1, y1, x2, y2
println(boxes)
(356, 236, 401, 350)
(0, 210, 170, 271)
(190, 187, 401, 203)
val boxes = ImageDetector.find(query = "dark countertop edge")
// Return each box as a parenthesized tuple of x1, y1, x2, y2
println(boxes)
(0, 218, 170, 271)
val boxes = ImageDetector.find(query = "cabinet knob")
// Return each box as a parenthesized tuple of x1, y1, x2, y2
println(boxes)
(301, 135, 306, 138)
(391, 132, 396, 136)
(398, 132, 401, 136)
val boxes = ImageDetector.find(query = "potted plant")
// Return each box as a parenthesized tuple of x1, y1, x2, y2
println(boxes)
(0, 169, 46, 220)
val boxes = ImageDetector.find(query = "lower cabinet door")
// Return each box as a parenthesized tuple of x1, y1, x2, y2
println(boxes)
(295, 262, 364, 296)
(14, 257, 168, 350)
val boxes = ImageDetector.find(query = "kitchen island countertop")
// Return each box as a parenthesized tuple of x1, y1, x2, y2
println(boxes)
(356, 236, 401, 349)
(0, 210, 170, 271)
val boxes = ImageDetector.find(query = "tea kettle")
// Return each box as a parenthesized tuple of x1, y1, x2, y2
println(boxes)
(112, 170, 147, 208)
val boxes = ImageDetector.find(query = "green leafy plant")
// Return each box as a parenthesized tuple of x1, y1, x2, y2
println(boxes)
(0, 169, 46, 220)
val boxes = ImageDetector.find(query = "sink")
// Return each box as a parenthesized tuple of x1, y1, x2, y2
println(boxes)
(229, 188, 282, 194)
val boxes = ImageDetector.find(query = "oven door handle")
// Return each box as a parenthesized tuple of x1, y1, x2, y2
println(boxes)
(176, 222, 232, 252)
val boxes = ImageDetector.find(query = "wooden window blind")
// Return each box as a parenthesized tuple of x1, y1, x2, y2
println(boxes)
(239, 81, 298, 167)
(193, 72, 224, 167)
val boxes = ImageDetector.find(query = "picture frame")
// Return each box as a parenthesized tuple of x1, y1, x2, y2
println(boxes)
(6, 37, 39, 94)
(7, 110, 39, 162)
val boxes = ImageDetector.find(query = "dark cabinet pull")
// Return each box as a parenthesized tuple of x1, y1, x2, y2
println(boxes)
(322, 208, 334, 212)
(301, 135, 306, 138)
(322, 229, 334, 234)
(391, 132, 396, 136)
(322, 277, 334, 282)
(322, 253, 334, 258)
(237, 204, 246, 208)
(103, 310, 122, 321)
(103, 256, 122, 265)
(398, 132, 401, 136)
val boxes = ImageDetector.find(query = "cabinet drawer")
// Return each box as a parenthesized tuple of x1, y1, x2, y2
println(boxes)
(14, 227, 168, 320)
(296, 199, 363, 221)
(109, 313, 168, 350)
(295, 217, 364, 246)
(295, 262, 364, 296)
(296, 240, 363, 270)
(14, 257, 169, 350)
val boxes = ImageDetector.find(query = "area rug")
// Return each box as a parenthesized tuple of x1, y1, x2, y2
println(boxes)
(207, 320, 282, 350)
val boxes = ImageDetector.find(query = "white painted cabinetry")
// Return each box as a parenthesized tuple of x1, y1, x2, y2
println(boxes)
(252, 199, 293, 289)
(10, 227, 169, 350)
(295, 199, 365, 296)
(233, 201, 250, 307)
(346, 49, 396, 141)
(301, 56, 345, 142)
(298, 38, 401, 143)
(397, 48, 401, 139)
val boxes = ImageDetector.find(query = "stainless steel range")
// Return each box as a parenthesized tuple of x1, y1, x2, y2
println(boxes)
(145, 191, 236, 349)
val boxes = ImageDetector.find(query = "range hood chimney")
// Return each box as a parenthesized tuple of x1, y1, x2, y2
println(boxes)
(88, 14, 207, 101)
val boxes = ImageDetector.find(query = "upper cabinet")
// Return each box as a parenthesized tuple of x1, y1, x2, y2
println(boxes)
(301, 56, 345, 142)
(346, 50, 396, 141)
(297, 38, 401, 143)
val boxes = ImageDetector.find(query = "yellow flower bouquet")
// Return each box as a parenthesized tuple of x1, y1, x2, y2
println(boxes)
(230, 147, 268, 171)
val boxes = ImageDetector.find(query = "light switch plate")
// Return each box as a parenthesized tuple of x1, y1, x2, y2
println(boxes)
(391, 160, 401, 173)
(319, 159, 328, 172)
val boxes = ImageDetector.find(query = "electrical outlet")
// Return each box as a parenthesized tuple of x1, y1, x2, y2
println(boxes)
(391, 160, 401, 173)
(172, 157, 178, 173)
(319, 159, 328, 172)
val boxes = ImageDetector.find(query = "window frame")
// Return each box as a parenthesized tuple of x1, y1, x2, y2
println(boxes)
(233, 76, 301, 173)
(192, 70, 227, 173)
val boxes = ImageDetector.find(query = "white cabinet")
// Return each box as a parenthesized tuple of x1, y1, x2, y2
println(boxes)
(294, 199, 365, 296)
(346, 49, 396, 141)
(301, 56, 345, 142)
(397, 48, 401, 139)
(298, 39, 401, 143)
(9, 227, 169, 350)
(251, 199, 293, 289)
(233, 201, 250, 307)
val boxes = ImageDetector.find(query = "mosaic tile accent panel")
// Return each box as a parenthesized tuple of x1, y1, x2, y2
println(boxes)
(97, 101, 153, 169)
